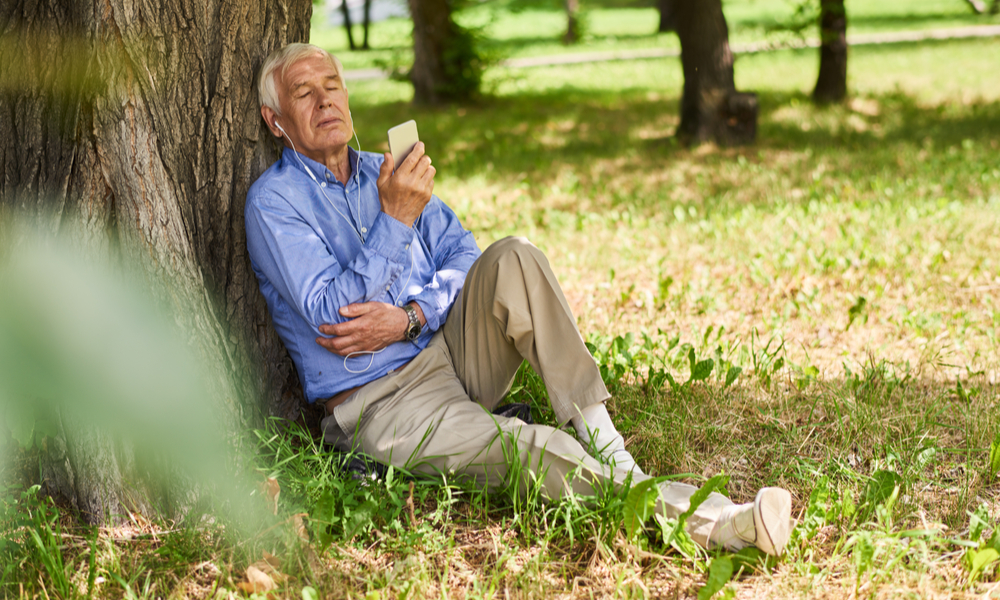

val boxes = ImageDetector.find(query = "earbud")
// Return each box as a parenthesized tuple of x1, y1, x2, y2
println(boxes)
(275, 121, 286, 136)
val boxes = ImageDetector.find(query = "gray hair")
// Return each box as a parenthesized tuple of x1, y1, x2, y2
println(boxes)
(258, 43, 346, 116)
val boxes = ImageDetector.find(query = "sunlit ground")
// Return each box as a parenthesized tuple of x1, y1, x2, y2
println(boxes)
(345, 37, 1000, 383)
(2, 12, 999, 600)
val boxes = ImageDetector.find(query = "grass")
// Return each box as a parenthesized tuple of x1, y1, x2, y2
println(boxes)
(3, 6, 1000, 600)
(312, 0, 1000, 71)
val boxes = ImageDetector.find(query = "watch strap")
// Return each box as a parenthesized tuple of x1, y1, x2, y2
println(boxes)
(403, 303, 421, 341)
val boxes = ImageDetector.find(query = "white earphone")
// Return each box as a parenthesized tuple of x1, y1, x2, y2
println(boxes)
(274, 116, 421, 373)
(274, 119, 366, 244)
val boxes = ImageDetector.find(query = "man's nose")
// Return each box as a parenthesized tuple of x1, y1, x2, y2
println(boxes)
(316, 88, 334, 109)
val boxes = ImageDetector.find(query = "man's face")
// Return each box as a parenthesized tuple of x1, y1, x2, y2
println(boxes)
(270, 53, 352, 162)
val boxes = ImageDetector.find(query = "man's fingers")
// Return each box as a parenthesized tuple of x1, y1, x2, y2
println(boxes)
(399, 142, 425, 174)
(316, 331, 367, 354)
(340, 302, 381, 318)
(421, 164, 437, 185)
(315, 335, 346, 353)
(377, 153, 393, 188)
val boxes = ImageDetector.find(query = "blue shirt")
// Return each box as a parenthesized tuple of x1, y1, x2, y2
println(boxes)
(245, 146, 481, 403)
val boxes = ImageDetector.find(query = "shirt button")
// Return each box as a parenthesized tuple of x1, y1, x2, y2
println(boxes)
(385, 285, 391, 290)
(405, 244, 410, 249)
(320, 182, 327, 188)
(397, 301, 403, 307)
(361, 227, 367, 233)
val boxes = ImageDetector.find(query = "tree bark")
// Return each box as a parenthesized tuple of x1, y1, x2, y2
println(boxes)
(0, 0, 311, 524)
(813, 0, 848, 103)
(963, 0, 987, 13)
(658, 0, 677, 33)
(674, 0, 757, 146)
(408, 0, 481, 105)
(340, 0, 357, 50)
(563, 0, 581, 44)
(362, 0, 372, 50)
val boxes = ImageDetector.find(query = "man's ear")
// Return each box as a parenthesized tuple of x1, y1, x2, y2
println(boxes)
(261, 106, 282, 138)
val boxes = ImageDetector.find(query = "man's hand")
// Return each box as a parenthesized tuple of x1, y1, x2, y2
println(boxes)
(316, 302, 409, 356)
(376, 142, 435, 227)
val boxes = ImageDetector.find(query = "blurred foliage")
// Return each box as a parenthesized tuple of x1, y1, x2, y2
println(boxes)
(0, 221, 266, 532)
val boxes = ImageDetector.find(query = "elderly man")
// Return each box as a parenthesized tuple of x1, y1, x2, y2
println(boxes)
(245, 43, 792, 555)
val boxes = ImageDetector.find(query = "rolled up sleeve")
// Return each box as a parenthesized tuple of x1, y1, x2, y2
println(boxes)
(246, 192, 415, 332)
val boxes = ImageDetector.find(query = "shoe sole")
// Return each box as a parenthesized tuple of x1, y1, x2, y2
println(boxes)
(753, 487, 792, 556)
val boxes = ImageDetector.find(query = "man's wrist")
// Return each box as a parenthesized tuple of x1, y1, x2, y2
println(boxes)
(402, 303, 423, 341)
(408, 302, 426, 327)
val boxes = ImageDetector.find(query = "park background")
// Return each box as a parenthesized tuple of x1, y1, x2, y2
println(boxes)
(1, 0, 999, 597)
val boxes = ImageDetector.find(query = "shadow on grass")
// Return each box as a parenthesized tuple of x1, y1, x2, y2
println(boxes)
(479, 31, 667, 54)
(732, 10, 996, 33)
(353, 84, 999, 214)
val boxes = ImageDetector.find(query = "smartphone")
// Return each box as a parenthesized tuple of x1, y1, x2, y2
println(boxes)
(387, 120, 419, 172)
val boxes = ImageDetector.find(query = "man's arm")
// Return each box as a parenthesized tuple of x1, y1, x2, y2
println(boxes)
(406, 198, 481, 332)
(246, 193, 415, 331)
(314, 197, 480, 355)
(315, 145, 460, 356)
(247, 144, 438, 340)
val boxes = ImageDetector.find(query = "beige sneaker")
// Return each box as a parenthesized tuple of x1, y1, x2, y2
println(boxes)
(714, 487, 792, 556)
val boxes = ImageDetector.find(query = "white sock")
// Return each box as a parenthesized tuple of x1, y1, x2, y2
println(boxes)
(710, 503, 755, 551)
(571, 403, 644, 474)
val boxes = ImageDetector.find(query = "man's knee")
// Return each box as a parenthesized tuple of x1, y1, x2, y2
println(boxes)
(480, 236, 547, 270)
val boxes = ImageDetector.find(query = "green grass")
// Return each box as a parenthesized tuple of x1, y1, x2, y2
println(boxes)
(342, 37, 1000, 384)
(4, 6, 1000, 600)
(313, 0, 1000, 71)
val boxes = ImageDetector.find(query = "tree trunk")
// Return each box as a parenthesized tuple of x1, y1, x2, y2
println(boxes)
(362, 0, 372, 50)
(564, 0, 581, 44)
(0, 0, 311, 524)
(408, 0, 481, 105)
(674, 0, 757, 146)
(963, 0, 987, 13)
(340, 0, 357, 50)
(658, 0, 677, 33)
(813, 0, 848, 103)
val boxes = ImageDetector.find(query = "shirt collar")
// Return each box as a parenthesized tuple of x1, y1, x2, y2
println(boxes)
(280, 145, 363, 184)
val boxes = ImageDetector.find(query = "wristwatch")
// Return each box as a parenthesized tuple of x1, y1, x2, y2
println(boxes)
(402, 303, 422, 341)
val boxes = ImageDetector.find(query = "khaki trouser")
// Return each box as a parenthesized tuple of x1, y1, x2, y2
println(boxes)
(321, 237, 733, 547)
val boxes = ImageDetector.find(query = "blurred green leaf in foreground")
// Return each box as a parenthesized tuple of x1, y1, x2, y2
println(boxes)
(0, 221, 264, 531)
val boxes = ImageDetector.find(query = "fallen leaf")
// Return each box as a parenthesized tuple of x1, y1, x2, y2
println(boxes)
(250, 558, 288, 584)
(292, 513, 310, 542)
(263, 551, 281, 568)
(260, 477, 280, 515)
(237, 566, 275, 594)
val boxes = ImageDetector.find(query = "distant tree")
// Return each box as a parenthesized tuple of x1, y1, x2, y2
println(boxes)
(813, 0, 847, 103)
(362, 0, 373, 49)
(337, 0, 372, 50)
(340, 0, 357, 49)
(506, 0, 584, 45)
(963, 0, 988, 13)
(0, 0, 310, 523)
(564, 0, 583, 44)
(674, 0, 758, 145)
(408, 0, 483, 104)
(658, 0, 677, 33)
